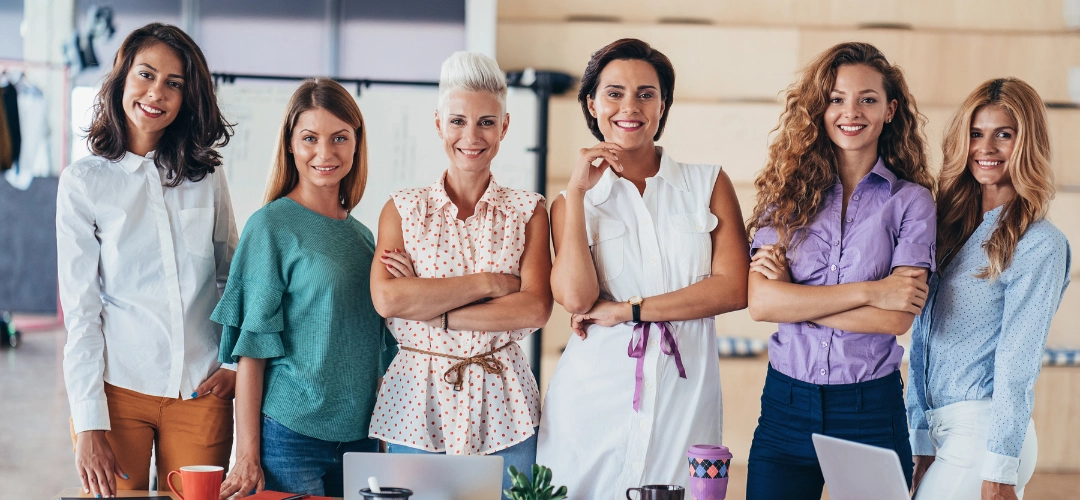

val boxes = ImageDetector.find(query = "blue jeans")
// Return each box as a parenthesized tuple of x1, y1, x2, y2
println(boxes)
(387, 428, 539, 500)
(746, 365, 913, 500)
(261, 415, 380, 496)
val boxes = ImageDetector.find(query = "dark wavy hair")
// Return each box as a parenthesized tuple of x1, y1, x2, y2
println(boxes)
(747, 42, 932, 249)
(578, 38, 675, 142)
(86, 23, 232, 186)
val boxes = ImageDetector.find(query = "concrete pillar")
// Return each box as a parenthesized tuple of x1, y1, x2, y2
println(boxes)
(23, 0, 75, 173)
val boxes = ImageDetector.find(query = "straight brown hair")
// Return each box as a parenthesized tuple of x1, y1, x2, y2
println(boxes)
(264, 78, 368, 211)
(86, 23, 232, 186)
(578, 38, 675, 142)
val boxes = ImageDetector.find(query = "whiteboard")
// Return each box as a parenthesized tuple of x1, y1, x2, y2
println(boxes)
(215, 81, 540, 232)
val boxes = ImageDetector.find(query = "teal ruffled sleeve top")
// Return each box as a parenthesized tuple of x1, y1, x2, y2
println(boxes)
(211, 197, 397, 442)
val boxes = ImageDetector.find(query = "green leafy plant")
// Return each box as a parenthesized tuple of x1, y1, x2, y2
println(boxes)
(504, 464, 568, 500)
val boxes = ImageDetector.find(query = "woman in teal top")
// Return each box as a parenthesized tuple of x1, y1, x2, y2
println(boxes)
(212, 79, 394, 498)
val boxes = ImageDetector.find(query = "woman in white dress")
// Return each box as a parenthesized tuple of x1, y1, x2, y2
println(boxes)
(536, 38, 751, 498)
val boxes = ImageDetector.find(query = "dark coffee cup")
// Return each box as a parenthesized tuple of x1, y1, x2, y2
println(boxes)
(626, 484, 685, 500)
(359, 487, 413, 499)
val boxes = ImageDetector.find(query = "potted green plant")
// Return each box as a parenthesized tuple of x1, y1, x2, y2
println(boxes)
(504, 464, 568, 500)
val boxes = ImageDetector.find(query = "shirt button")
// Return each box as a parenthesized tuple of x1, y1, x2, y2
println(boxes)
(830, 265, 837, 271)
(645, 380, 654, 389)
(632, 462, 644, 472)
(845, 217, 853, 223)
(696, 224, 704, 231)
(639, 420, 651, 430)
(821, 341, 828, 348)
(833, 240, 840, 246)
(649, 339, 658, 347)
(852, 195, 860, 201)
(820, 368, 827, 376)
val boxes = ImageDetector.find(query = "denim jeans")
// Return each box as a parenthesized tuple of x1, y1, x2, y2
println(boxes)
(387, 428, 539, 500)
(261, 414, 379, 497)
(746, 365, 913, 500)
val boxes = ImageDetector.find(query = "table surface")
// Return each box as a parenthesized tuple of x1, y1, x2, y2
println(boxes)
(52, 489, 178, 499)
(52, 488, 345, 500)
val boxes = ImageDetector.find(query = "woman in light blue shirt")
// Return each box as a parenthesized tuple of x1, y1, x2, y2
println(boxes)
(908, 78, 1071, 500)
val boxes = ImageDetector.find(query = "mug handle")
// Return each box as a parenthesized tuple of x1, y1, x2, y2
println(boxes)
(626, 487, 642, 500)
(167, 470, 186, 500)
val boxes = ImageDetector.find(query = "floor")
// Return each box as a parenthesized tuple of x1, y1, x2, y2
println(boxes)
(3, 323, 1078, 500)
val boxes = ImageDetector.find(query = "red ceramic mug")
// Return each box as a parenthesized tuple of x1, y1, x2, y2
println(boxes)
(167, 465, 224, 500)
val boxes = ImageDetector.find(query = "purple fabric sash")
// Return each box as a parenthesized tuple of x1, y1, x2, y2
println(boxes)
(628, 321, 687, 412)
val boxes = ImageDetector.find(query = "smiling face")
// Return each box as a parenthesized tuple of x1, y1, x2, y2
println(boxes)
(122, 42, 185, 152)
(823, 63, 897, 157)
(967, 104, 1018, 189)
(289, 107, 356, 191)
(436, 90, 508, 174)
(587, 58, 664, 150)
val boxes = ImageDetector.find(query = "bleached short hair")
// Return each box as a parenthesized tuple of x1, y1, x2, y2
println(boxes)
(437, 51, 507, 116)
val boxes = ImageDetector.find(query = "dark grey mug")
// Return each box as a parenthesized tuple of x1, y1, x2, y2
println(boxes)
(626, 485, 685, 500)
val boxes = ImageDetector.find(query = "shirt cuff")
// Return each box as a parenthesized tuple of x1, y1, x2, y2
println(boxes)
(70, 398, 111, 434)
(219, 362, 237, 371)
(909, 428, 936, 456)
(980, 451, 1020, 485)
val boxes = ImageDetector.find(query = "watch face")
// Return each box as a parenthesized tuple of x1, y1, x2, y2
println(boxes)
(629, 296, 643, 304)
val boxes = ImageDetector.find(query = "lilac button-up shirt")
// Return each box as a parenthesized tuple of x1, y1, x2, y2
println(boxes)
(751, 157, 936, 384)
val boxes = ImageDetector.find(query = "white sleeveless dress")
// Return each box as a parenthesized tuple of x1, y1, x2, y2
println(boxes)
(537, 149, 724, 499)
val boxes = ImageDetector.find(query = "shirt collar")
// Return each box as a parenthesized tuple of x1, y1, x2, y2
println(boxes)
(867, 156, 897, 187)
(116, 150, 156, 174)
(586, 147, 685, 205)
(428, 171, 509, 215)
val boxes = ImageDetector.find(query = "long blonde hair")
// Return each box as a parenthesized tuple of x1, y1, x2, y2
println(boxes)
(264, 78, 368, 210)
(747, 42, 932, 249)
(936, 78, 1054, 278)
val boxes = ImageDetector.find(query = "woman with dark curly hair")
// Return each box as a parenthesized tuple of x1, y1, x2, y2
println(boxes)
(744, 42, 936, 499)
(57, 23, 236, 498)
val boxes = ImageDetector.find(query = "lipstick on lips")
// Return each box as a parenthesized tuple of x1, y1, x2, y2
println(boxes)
(837, 123, 867, 136)
(137, 102, 165, 118)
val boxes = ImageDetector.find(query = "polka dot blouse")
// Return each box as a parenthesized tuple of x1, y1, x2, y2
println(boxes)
(368, 174, 544, 455)
(907, 206, 1072, 473)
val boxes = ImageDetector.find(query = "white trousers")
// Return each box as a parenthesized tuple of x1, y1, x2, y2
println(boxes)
(914, 399, 1038, 500)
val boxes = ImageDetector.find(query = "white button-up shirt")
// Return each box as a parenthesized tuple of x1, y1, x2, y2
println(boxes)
(57, 152, 237, 433)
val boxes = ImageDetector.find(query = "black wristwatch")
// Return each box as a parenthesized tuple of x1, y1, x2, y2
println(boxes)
(628, 296, 643, 323)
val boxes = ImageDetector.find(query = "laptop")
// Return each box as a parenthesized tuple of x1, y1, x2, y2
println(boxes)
(811, 433, 910, 500)
(343, 452, 504, 500)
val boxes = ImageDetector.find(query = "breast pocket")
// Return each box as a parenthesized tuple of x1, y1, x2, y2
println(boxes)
(668, 210, 718, 279)
(179, 208, 215, 260)
(589, 218, 626, 283)
(787, 231, 831, 284)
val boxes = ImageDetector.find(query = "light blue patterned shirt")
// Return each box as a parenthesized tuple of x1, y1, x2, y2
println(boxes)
(907, 206, 1071, 485)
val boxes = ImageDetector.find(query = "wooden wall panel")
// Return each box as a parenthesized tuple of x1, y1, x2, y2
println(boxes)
(498, 22, 799, 102)
(798, 29, 1080, 107)
(1049, 109, 1080, 188)
(498, 0, 1074, 32)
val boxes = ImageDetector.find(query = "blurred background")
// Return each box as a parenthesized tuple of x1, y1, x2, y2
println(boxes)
(0, 1, 1077, 499)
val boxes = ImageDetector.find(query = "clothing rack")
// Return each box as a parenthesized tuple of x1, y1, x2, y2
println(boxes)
(212, 71, 575, 383)
(1, 59, 68, 333)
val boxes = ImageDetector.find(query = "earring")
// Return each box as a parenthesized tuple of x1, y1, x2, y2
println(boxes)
(886, 118, 892, 123)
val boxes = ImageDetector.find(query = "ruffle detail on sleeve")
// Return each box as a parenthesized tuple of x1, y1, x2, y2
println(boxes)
(211, 279, 286, 362)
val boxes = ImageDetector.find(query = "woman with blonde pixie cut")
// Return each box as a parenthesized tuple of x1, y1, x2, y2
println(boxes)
(908, 78, 1071, 500)
(745, 42, 936, 499)
(213, 78, 395, 498)
(368, 51, 553, 498)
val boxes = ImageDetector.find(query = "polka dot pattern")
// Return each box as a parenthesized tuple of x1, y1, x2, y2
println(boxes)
(369, 174, 545, 455)
(908, 207, 1072, 461)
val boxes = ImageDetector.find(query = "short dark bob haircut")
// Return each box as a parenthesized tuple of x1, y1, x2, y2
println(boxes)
(87, 23, 232, 186)
(577, 38, 675, 142)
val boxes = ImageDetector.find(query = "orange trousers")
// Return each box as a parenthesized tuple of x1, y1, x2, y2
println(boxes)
(71, 383, 233, 491)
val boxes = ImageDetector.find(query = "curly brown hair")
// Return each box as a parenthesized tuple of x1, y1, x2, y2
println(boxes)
(746, 42, 932, 249)
(936, 78, 1054, 278)
(86, 23, 232, 187)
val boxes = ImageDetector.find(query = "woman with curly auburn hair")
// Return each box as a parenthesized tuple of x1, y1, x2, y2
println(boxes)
(744, 42, 936, 499)
(907, 78, 1071, 500)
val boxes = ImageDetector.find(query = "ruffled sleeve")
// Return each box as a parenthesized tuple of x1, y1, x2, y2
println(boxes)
(212, 278, 286, 362)
(210, 208, 288, 362)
